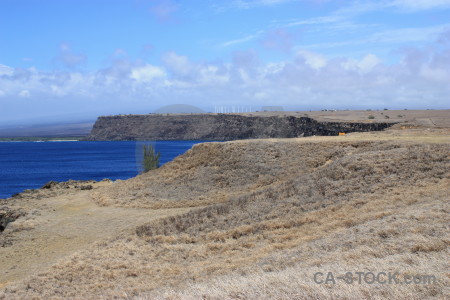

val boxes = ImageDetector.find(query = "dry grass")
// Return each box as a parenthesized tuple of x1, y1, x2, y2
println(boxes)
(1, 130, 449, 299)
(245, 109, 450, 128)
(91, 140, 353, 208)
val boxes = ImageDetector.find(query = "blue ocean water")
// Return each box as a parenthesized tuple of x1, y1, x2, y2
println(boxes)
(0, 140, 205, 199)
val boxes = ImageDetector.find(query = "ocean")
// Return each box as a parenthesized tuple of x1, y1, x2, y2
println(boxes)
(0, 140, 206, 199)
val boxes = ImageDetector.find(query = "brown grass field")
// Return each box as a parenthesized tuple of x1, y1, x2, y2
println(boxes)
(0, 110, 449, 299)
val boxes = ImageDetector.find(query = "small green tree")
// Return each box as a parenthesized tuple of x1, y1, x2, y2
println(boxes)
(142, 145, 160, 173)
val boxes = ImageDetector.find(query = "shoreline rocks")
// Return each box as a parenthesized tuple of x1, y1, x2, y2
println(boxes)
(85, 114, 396, 141)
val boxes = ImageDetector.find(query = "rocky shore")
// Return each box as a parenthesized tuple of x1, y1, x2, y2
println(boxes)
(85, 114, 395, 141)
(1, 115, 448, 299)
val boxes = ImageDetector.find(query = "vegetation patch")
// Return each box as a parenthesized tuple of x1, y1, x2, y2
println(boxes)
(1, 130, 449, 299)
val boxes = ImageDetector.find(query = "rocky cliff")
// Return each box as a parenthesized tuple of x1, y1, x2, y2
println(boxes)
(85, 114, 395, 141)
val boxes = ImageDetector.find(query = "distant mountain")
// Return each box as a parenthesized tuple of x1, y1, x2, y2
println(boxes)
(0, 121, 94, 137)
(154, 104, 205, 114)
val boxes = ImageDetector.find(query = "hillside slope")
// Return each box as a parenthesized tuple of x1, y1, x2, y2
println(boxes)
(0, 129, 449, 299)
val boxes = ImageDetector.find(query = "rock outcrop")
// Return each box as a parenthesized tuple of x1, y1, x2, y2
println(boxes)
(0, 207, 24, 232)
(85, 114, 395, 141)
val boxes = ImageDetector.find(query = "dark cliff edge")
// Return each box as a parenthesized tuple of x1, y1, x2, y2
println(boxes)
(84, 114, 396, 141)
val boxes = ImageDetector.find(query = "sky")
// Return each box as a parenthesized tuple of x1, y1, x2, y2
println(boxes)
(0, 0, 449, 126)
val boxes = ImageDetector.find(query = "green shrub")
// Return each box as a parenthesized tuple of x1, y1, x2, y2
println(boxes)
(142, 145, 160, 173)
(368, 115, 375, 119)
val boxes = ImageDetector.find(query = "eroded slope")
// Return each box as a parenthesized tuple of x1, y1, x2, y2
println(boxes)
(2, 130, 448, 299)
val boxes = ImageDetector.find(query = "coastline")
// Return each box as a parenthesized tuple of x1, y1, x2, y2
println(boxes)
(0, 140, 205, 200)
(0, 116, 449, 299)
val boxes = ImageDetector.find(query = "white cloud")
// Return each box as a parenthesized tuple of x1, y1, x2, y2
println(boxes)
(220, 32, 262, 48)
(130, 65, 166, 82)
(359, 54, 381, 72)
(300, 24, 450, 53)
(18, 90, 30, 98)
(342, 54, 381, 73)
(55, 43, 87, 68)
(198, 65, 230, 85)
(297, 50, 327, 69)
(161, 52, 232, 87)
(0, 64, 14, 76)
(113, 49, 128, 57)
(51, 85, 66, 97)
(0, 39, 449, 125)
(261, 29, 294, 52)
(285, 15, 343, 27)
(162, 52, 193, 75)
(221, 0, 450, 69)
(370, 24, 450, 44)
(420, 66, 449, 82)
(254, 91, 269, 99)
(149, 0, 179, 22)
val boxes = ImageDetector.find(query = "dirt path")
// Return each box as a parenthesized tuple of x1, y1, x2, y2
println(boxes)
(1, 127, 448, 292)
(0, 183, 190, 289)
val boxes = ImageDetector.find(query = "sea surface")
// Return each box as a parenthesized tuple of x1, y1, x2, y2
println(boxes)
(0, 140, 206, 199)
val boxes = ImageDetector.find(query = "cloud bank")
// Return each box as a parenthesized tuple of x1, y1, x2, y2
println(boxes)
(1, 0, 449, 125)
(1, 32, 449, 125)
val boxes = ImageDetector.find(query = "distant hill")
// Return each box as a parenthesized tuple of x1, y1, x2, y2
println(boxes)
(0, 121, 94, 137)
(154, 104, 205, 114)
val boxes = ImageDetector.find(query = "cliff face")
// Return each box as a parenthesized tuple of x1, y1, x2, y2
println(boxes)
(85, 114, 395, 141)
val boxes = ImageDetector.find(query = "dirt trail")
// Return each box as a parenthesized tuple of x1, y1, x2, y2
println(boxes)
(0, 182, 190, 288)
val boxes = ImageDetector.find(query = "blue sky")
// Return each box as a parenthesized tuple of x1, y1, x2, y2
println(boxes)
(0, 0, 449, 125)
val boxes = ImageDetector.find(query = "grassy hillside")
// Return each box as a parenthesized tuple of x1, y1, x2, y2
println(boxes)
(1, 129, 449, 299)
